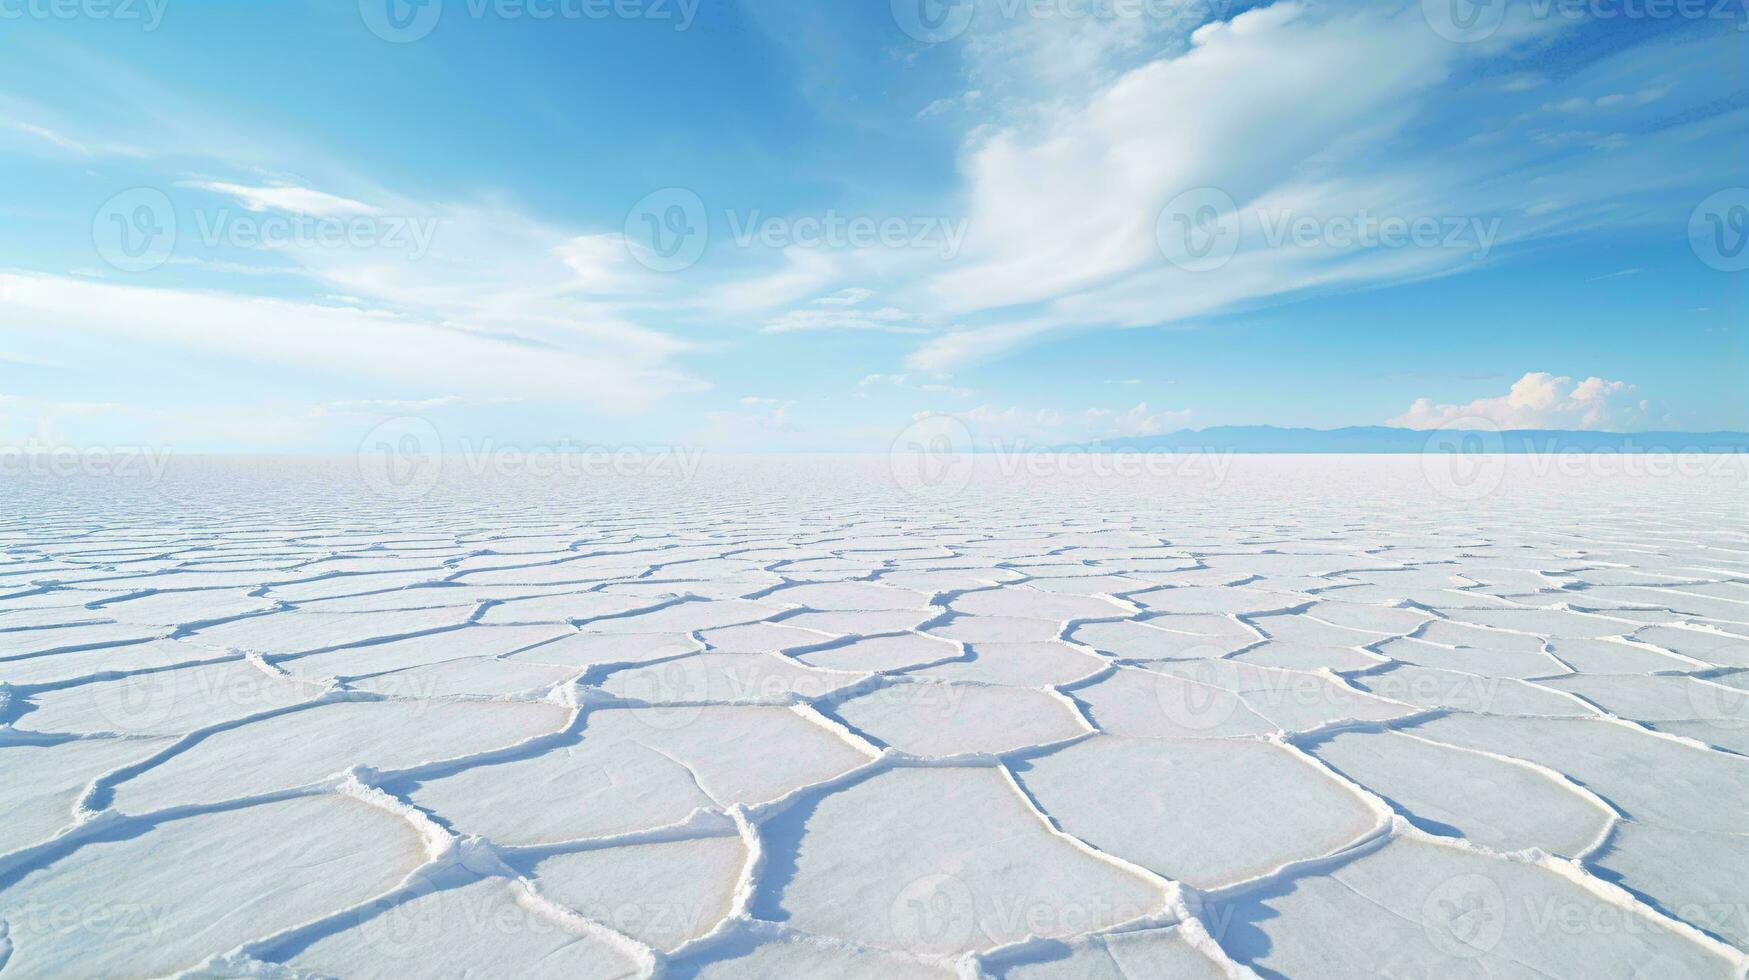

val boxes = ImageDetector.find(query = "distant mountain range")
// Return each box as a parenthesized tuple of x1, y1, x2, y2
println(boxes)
(1078, 426, 1749, 453)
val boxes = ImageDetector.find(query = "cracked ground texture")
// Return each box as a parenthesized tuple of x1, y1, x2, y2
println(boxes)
(2, 454, 1747, 979)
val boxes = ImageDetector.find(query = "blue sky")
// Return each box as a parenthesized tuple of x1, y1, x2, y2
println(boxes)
(0, 0, 1744, 451)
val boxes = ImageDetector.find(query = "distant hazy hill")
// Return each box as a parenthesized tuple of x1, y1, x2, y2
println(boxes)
(1081, 426, 1749, 453)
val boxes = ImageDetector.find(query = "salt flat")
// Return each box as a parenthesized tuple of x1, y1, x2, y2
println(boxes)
(2, 454, 1747, 978)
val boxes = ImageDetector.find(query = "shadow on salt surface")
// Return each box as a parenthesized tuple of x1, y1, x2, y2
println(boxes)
(1197, 879, 1293, 980)
(1208, 835, 1740, 978)
(745, 775, 835, 926)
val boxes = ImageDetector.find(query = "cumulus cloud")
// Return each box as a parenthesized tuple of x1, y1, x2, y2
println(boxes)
(1389, 372, 1663, 431)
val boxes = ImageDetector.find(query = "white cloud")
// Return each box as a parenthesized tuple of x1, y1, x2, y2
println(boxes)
(554, 233, 661, 294)
(707, 247, 843, 314)
(5, 121, 96, 155)
(0, 272, 695, 412)
(1389, 372, 1662, 431)
(928, 3, 1455, 315)
(814, 287, 875, 306)
(189, 181, 383, 217)
(902, 3, 1728, 371)
(856, 373, 972, 399)
(1, 116, 147, 158)
(960, 401, 1191, 445)
(763, 305, 924, 334)
(703, 396, 798, 435)
(1542, 82, 1672, 113)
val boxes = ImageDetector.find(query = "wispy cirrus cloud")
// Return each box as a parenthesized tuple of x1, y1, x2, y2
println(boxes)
(896, 3, 1738, 371)
(183, 181, 383, 217)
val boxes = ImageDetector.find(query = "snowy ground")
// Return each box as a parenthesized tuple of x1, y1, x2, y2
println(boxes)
(2, 454, 1747, 979)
